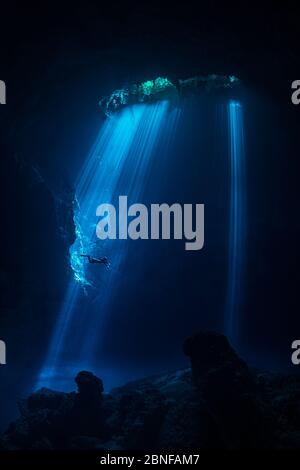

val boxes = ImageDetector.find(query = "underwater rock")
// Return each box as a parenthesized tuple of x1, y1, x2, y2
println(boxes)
(183, 332, 266, 448)
(99, 75, 240, 116)
(2, 334, 300, 449)
(54, 174, 76, 250)
(183, 331, 249, 380)
(75, 371, 104, 404)
(18, 388, 72, 417)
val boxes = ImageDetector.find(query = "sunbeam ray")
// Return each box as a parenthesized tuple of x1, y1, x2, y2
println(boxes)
(37, 101, 180, 390)
(225, 101, 246, 343)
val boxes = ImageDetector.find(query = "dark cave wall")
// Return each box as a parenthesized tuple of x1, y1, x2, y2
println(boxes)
(0, 153, 75, 430)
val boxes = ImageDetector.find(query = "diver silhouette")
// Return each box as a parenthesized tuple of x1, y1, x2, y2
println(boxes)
(80, 254, 110, 267)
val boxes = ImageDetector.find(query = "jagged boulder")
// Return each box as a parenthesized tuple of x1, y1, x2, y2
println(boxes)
(183, 332, 272, 448)
(75, 371, 104, 405)
(71, 371, 107, 438)
(183, 331, 249, 379)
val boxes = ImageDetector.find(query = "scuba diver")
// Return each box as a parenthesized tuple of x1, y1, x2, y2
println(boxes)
(80, 254, 110, 268)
